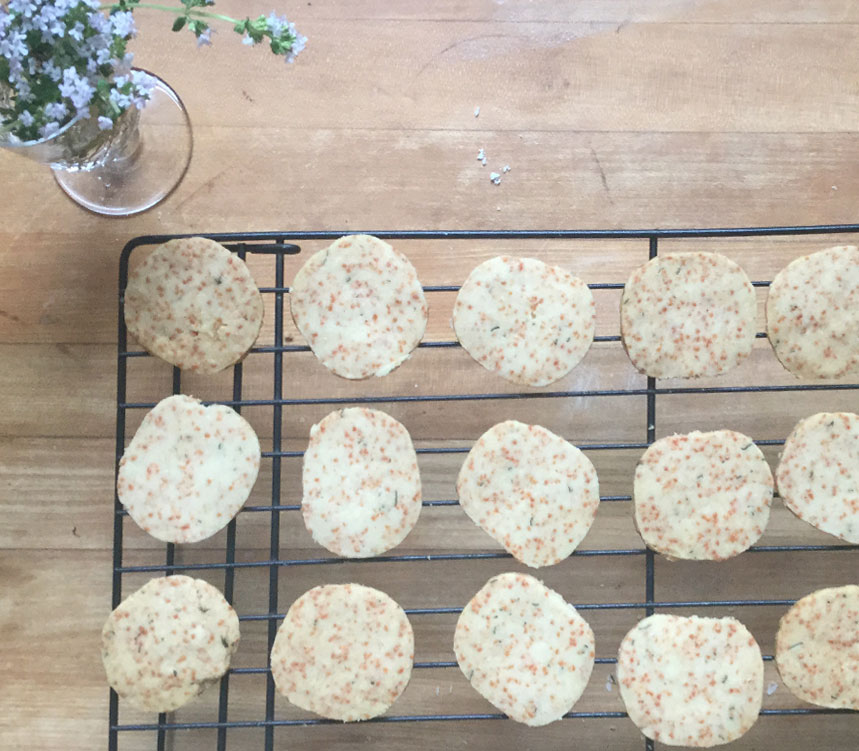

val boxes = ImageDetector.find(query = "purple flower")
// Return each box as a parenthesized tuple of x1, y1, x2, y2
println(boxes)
(18, 109, 34, 127)
(97, 115, 113, 130)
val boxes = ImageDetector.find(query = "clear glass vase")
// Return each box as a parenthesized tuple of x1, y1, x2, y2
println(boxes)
(0, 70, 192, 217)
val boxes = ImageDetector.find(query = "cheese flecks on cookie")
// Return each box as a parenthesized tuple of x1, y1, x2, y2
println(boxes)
(301, 408, 422, 557)
(289, 234, 428, 379)
(124, 237, 264, 373)
(454, 572, 595, 726)
(775, 585, 859, 710)
(453, 256, 595, 387)
(634, 430, 774, 560)
(117, 394, 261, 544)
(457, 421, 599, 567)
(621, 252, 756, 379)
(776, 412, 859, 544)
(617, 614, 763, 747)
(271, 584, 414, 721)
(767, 245, 859, 379)
(101, 576, 240, 713)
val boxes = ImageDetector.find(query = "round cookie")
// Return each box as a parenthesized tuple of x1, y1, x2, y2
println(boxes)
(456, 420, 599, 567)
(776, 412, 859, 544)
(454, 572, 595, 726)
(775, 585, 859, 710)
(766, 245, 859, 379)
(301, 407, 422, 557)
(620, 252, 756, 378)
(289, 234, 428, 379)
(118, 394, 261, 543)
(633, 430, 774, 560)
(101, 575, 240, 713)
(124, 237, 264, 373)
(617, 614, 763, 747)
(271, 583, 414, 721)
(452, 256, 595, 387)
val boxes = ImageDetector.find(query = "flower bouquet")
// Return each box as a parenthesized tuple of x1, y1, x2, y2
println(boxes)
(0, 0, 306, 215)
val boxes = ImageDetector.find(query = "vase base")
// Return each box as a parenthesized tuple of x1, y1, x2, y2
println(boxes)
(53, 73, 192, 217)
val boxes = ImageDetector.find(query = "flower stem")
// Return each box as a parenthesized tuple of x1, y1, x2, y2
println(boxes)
(101, 3, 239, 25)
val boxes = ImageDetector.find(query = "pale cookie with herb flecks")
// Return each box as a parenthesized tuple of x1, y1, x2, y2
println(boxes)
(301, 407, 422, 557)
(289, 234, 428, 379)
(452, 256, 595, 387)
(621, 252, 756, 378)
(775, 412, 859, 543)
(775, 585, 859, 710)
(101, 575, 240, 713)
(766, 245, 859, 379)
(271, 583, 414, 721)
(634, 430, 774, 560)
(117, 394, 261, 543)
(456, 420, 599, 567)
(617, 614, 764, 747)
(124, 237, 264, 373)
(454, 572, 595, 726)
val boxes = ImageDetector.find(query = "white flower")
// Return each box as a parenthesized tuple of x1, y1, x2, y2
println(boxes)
(39, 121, 61, 139)
(286, 31, 307, 63)
(196, 27, 213, 48)
(43, 60, 63, 82)
(44, 101, 68, 121)
(59, 66, 95, 112)
(109, 11, 136, 39)
(97, 115, 113, 130)
(109, 87, 132, 110)
(267, 12, 287, 36)
(8, 1, 36, 19)
(69, 21, 85, 41)
(0, 28, 28, 60)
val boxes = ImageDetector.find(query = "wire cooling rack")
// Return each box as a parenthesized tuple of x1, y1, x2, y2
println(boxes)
(111, 227, 859, 751)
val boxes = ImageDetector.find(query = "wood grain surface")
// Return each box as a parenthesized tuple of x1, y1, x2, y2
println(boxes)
(0, 1, 857, 750)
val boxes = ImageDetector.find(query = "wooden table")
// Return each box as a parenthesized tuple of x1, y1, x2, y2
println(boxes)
(1, 1, 857, 749)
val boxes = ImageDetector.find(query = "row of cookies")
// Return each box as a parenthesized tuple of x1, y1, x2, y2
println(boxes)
(117, 397, 859, 554)
(102, 573, 859, 741)
(124, 236, 859, 383)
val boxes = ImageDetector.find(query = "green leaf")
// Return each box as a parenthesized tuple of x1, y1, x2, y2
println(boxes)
(172, 16, 187, 32)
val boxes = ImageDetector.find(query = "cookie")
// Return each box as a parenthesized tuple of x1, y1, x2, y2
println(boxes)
(620, 252, 756, 378)
(452, 256, 595, 387)
(775, 584, 859, 710)
(301, 407, 422, 557)
(289, 234, 428, 379)
(271, 583, 414, 721)
(633, 430, 774, 560)
(454, 572, 595, 726)
(118, 394, 261, 543)
(124, 237, 264, 373)
(775, 412, 859, 544)
(766, 245, 859, 379)
(101, 575, 240, 713)
(456, 420, 599, 567)
(617, 614, 763, 747)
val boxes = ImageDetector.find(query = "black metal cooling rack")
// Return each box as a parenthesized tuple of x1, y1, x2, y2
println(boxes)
(111, 226, 859, 751)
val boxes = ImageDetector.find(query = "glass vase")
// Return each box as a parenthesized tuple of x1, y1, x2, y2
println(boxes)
(0, 70, 192, 217)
